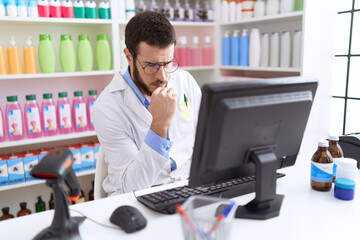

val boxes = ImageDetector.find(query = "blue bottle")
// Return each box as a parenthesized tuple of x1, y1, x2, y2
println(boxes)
(240, 29, 249, 66)
(231, 30, 240, 66)
(222, 31, 231, 66)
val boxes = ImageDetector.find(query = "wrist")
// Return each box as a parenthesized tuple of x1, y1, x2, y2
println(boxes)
(150, 122, 168, 139)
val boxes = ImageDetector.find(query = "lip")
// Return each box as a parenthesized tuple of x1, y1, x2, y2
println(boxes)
(153, 83, 166, 88)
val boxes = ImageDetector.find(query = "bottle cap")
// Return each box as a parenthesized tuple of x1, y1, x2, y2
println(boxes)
(74, 91, 83, 97)
(97, 34, 108, 41)
(58, 92, 68, 98)
(193, 36, 199, 45)
(25, 36, 33, 46)
(204, 36, 211, 44)
(61, 34, 72, 41)
(338, 158, 357, 170)
(43, 93, 53, 99)
(89, 90, 97, 95)
(28, 0, 37, 7)
(78, 34, 89, 41)
(318, 140, 329, 147)
(9, 36, 16, 46)
(40, 34, 51, 41)
(334, 178, 355, 200)
(18, 0, 26, 6)
(2, 207, 10, 214)
(26, 94, 36, 101)
(335, 178, 355, 190)
(19, 202, 27, 209)
(329, 136, 339, 141)
(7, 96, 18, 102)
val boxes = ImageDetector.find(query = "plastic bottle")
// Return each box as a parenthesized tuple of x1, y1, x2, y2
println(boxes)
(328, 136, 344, 181)
(189, 36, 202, 66)
(5, 95, 25, 141)
(280, 0, 294, 14)
(239, 29, 249, 66)
(23, 36, 37, 74)
(35, 196, 46, 212)
(0, 41, 7, 75)
(17, 202, 32, 217)
(203, 0, 214, 22)
(173, 0, 184, 21)
(236, 0, 242, 21)
(119, 33, 128, 69)
(162, 0, 174, 21)
(242, 0, 254, 19)
(125, 0, 135, 20)
(292, 29, 301, 68)
(254, 0, 265, 18)
(6, 0, 17, 17)
(221, 0, 228, 23)
(0, 105, 5, 142)
(85, 0, 97, 18)
(62, 0, 74, 18)
(336, 158, 358, 183)
(28, 0, 39, 17)
(77, 34, 93, 71)
(38, 0, 50, 17)
(229, 0, 236, 22)
(18, 0, 28, 17)
(38, 34, 56, 73)
(231, 30, 240, 66)
(118, 0, 126, 22)
(59, 34, 76, 72)
(221, 31, 231, 66)
(294, 0, 303, 11)
(310, 140, 333, 192)
(0, 0, 5, 17)
(0, 207, 15, 221)
(202, 36, 214, 66)
(260, 33, 269, 67)
(7, 36, 22, 75)
(184, 0, 194, 21)
(280, 31, 291, 68)
(249, 27, 261, 67)
(49, 0, 61, 17)
(135, 0, 147, 15)
(42, 93, 58, 136)
(49, 193, 55, 209)
(87, 90, 97, 131)
(266, 0, 279, 15)
(24, 94, 42, 139)
(72, 91, 88, 132)
(177, 36, 189, 67)
(96, 34, 111, 70)
(57, 92, 73, 134)
(98, 1, 111, 19)
(74, 0, 85, 18)
(270, 32, 279, 67)
(194, 0, 202, 22)
(88, 181, 94, 201)
(148, 0, 160, 13)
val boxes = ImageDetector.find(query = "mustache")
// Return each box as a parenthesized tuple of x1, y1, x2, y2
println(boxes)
(151, 80, 168, 86)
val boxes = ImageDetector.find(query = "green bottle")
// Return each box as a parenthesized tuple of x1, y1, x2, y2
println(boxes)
(38, 34, 56, 73)
(35, 196, 46, 212)
(294, 0, 303, 11)
(77, 34, 93, 71)
(96, 34, 111, 70)
(59, 34, 76, 72)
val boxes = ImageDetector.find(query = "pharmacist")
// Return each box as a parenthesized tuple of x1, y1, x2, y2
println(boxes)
(92, 12, 202, 196)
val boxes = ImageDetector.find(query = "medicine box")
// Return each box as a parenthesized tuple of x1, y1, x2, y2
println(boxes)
(7, 156, 25, 185)
(81, 144, 95, 170)
(69, 145, 82, 172)
(0, 159, 9, 186)
(93, 142, 100, 166)
(23, 154, 39, 182)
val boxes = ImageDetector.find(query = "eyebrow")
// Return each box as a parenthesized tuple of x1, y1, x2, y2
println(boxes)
(143, 59, 174, 65)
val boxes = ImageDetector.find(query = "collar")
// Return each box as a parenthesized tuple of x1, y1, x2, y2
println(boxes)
(122, 67, 151, 108)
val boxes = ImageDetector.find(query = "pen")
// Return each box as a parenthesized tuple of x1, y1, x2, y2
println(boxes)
(207, 202, 235, 235)
(184, 93, 188, 107)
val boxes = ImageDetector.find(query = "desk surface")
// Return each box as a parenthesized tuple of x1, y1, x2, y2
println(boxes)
(1, 154, 359, 240)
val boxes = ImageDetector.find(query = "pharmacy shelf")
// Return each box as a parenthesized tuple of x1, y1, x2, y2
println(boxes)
(0, 70, 116, 81)
(0, 16, 112, 25)
(118, 21, 215, 27)
(0, 169, 95, 192)
(181, 66, 216, 71)
(220, 11, 303, 26)
(220, 66, 301, 73)
(0, 131, 97, 149)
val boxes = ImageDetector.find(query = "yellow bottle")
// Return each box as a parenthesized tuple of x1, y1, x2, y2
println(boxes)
(7, 36, 22, 74)
(0, 42, 7, 75)
(23, 36, 37, 74)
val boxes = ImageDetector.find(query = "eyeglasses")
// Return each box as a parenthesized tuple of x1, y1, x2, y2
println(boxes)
(135, 55, 179, 75)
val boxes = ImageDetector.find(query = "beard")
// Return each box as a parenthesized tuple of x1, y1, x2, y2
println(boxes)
(132, 60, 153, 97)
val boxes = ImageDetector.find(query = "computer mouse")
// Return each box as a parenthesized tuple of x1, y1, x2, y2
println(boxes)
(110, 205, 147, 233)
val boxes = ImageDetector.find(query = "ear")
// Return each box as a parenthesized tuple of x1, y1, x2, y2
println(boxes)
(123, 48, 133, 66)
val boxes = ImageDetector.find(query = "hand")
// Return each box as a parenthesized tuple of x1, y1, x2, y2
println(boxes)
(148, 87, 178, 138)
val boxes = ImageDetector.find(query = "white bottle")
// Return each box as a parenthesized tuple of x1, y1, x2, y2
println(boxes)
(162, 0, 174, 21)
(270, 32, 279, 67)
(229, 0, 236, 22)
(174, 0, 184, 21)
(254, 0, 265, 18)
(260, 33, 269, 67)
(118, 0, 126, 22)
(221, 0, 229, 23)
(17, 0, 28, 17)
(28, 0, 39, 17)
(292, 30, 302, 68)
(249, 27, 261, 67)
(125, 0, 135, 20)
(280, 0, 294, 14)
(236, 0, 242, 21)
(280, 31, 291, 68)
(266, 0, 279, 16)
(0, 1, 5, 17)
(6, 0, 18, 17)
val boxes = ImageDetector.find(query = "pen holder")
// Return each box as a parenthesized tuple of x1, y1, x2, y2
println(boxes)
(179, 196, 236, 240)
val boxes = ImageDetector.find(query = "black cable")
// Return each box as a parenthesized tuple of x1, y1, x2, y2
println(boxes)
(70, 208, 119, 230)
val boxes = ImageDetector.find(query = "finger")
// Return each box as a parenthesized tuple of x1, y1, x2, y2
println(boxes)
(167, 88, 174, 96)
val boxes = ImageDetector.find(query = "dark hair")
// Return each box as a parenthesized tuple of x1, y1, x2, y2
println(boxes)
(125, 11, 176, 57)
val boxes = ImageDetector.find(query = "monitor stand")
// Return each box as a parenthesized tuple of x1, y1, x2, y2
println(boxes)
(235, 147, 284, 220)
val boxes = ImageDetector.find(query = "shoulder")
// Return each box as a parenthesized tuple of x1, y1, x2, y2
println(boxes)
(171, 69, 199, 88)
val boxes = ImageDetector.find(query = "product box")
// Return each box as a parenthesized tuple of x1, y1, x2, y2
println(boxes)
(93, 141, 100, 167)
(0, 157, 9, 186)
(68, 145, 82, 172)
(7, 155, 25, 185)
(81, 143, 95, 170)
(23, 153, 39, 182)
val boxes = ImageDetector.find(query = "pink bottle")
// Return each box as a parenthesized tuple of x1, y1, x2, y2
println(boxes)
(57, 92, 73, 134)
(5, 96, 25, 141)
(0, 106, 5, 142)
(189, 36, 202, 66)
(50, 0, 62, 17)
(72, 91, 88, 132)
(202, 36, 215, 66)
(87, 90, 97, 131)
(24, 94, 43, 139)
(178, 36, 189, 67)
(38, 0, 50, 17)
(62, 0, 74, 18)
(42, 93, 58, 136)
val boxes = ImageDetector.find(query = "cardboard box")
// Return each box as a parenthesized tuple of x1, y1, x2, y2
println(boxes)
(23, 153, 39, 182)
(7, 155, 25, 185)
(0, 157, 9, 186)
(81, 143, 95, 170)
(68, 145, 82, 172)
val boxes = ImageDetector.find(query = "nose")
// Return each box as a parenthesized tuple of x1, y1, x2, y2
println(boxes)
(155, 65, 168, 82)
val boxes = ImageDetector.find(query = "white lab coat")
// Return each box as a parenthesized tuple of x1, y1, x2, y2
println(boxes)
(92, 69, 202, 195)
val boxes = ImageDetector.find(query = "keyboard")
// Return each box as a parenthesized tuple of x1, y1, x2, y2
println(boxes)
(136, 172, 285, 214)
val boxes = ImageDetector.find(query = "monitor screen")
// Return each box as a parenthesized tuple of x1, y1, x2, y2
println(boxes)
(188, 76, 318, 219)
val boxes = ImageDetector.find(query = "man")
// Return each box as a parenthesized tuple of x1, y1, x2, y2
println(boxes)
(92, 11, 202, 196)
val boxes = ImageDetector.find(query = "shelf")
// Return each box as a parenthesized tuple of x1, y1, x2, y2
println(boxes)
(0, 16, 112, 25)
(0, 70, 116, 81)
(0, 131, 97, 149)
(181, 66, 216, 71)
(0, 169, 95, 192)
(220, 11, 303, 26)
(119, 21, 215, 27)
(220, 66, 301, 73)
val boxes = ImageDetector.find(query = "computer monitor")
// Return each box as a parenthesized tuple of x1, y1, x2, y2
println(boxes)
(188, 76, 318, 220)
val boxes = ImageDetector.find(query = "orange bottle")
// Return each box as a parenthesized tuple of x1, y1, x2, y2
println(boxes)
(0, 42, 7, 75)
(23, 36, 37, 74)
(7, 36, 22, 74)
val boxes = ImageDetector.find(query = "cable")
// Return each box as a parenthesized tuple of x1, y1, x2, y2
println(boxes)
(70, 208, 119, 230)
